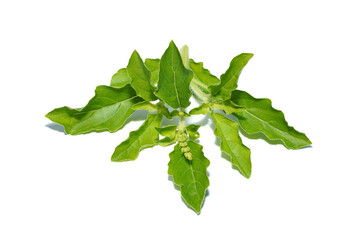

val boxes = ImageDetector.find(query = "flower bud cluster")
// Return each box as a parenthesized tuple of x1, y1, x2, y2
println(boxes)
(177, 130, 192, 160)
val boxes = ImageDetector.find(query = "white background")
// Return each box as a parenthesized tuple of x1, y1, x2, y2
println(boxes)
(1, 0, 359, 239)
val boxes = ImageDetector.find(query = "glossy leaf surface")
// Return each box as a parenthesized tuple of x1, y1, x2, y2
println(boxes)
(168, 141, 210, 213)
(127, 51, 157, 101)
(46, 85, 143, 135)
(156, 41, 193, 109)
(210, 112, 251, 178)
(231, 90, 311, 149)
(112, 113, 163, 162)
(209, 53, 253, 100)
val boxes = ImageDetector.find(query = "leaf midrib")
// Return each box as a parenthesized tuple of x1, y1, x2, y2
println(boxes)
(77, 96, 138, 115)
(242, 108, 292, 137)
(213, 115, 232, 151)
(121, 113, 160, 155)
(213, 70, 238, 96)
(171, 46, 181, 108)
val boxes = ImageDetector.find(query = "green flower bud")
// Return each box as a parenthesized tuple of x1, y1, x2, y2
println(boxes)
(181, 147, 190, 153)
(179, 136, 187, 142)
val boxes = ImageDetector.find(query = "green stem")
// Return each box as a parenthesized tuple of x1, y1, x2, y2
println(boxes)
(180, 45, 190, 68)
(180, 45, 211, 103)
(178, 113, 186, 131)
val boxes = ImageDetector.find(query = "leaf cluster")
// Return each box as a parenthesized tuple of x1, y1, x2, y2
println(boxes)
(46, 41, 311, 214)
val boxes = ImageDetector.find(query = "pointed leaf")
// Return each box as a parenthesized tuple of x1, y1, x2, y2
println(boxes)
(127, 50, 157, 101)
(210, 100, 244, 114)
(168, 141, 210, 213)
(111, 113, 163, 162)
(209, 53, 253, 100)
(110, 68, 132, 87)
(46, 85, 143, 135)
(231, 90, 311, 149)
(210, 112, 251, 178)
(144, 58, 160, 85)
(186, 124, 200, 140)
(156, 41, 193, 109)
(189, 103, 210, 115)
(189, 59, 220, 92)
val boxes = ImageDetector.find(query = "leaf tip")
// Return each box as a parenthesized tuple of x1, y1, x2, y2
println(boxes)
(131, 49, 140, 58)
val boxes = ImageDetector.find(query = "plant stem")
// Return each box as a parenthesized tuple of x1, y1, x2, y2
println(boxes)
(180, 45, 211, 103)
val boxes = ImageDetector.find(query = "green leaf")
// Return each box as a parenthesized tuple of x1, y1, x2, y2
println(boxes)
(112, 113, 163, 162)
(231, 90, 312, 149)
(156, 41, 193, 109)
(156, 125, 178, 138)
(189, 59, 220, 92)
(210, 100, 244, 114)
(210, 112, 251, 178)
(46, 85, 143, 135)
(189, 103, 210, 115)
(186, 124, 200, 140)
(168, 141, 210, 213)
(156, 102, 173, 119)
(158, 137, 177, 147)
(209, 53, 253, 100)
(144, 58, 160, 85)
(127, 50, 157, 101)
(156, 125, 178, 147)
(132, 101, 158, 112)
(110, 68, 132, 87)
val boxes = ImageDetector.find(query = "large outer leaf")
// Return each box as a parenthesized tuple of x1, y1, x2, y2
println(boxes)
(111, 113, 163, 162)
(209, 53, 253, 100)
(168, 141, 210, 213)
(231, 90, 311, 149)
(210, 112, 251, 178)
(127, 51, 157, 101)
(156, 41, 193, 109)
(110, 68, 132, 87)
(144, 58, 160, 85)
(46, 85, 143, 135)
(189, 59, 220, 92)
